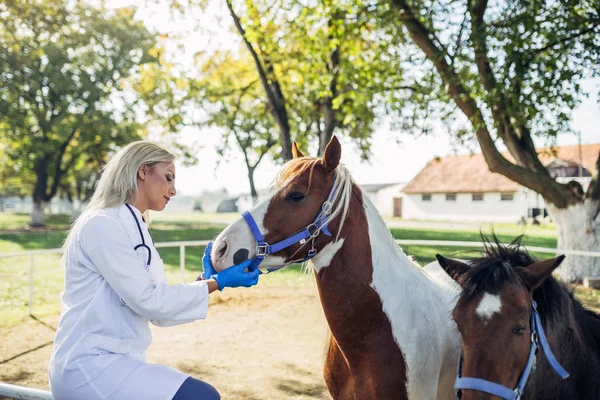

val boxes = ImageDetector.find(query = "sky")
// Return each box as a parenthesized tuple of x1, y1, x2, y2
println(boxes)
(107, 0, 600, 197)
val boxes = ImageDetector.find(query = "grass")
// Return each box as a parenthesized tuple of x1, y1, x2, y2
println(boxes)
(0, 211, 597, 328)
(390, 227, 557, 265)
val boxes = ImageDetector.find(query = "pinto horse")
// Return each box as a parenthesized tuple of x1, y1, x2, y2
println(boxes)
(210, 136, 460, 399)
(437, 236, 600, 400)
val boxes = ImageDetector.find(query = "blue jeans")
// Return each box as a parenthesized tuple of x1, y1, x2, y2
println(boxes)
(172, 377, 220, 400)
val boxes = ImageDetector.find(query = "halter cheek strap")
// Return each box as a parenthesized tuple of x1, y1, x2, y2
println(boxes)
(455, 301, 569, 400)
(242, 173, 338, 273)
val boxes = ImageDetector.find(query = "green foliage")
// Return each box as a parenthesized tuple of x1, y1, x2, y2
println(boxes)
(159, 0, 414, 161)
(390, 0, 600, 144)
(0, 0, 158, 221)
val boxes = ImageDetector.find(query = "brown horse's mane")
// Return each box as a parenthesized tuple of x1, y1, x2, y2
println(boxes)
(461, 234, 598, 330)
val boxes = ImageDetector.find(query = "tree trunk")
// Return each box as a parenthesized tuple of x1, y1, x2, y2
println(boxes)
(31, 157, 49, 227)
(30, 200, 45, 227)
(247, 167, 258, 204)
(546, 199, 600, 282)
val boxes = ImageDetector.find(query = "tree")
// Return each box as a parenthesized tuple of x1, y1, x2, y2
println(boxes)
(388, 0, 600, 280)
(193, 51, 278, 201)
(135, 49, 278, 202)
(0, 138, 33, 211)
(192, 0, 411, 159)
(0, 0, 156, 226)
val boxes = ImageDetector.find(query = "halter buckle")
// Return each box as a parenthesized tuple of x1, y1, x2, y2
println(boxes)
(514, 388, 521, 400)
(308, 249, 317, 257)
(531, 331, 539, 346)
(257, 244, 269, 257)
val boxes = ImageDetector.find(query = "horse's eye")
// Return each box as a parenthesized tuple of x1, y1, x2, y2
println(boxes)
(285, 192, 305, 204)
(512, 325, 526, 335)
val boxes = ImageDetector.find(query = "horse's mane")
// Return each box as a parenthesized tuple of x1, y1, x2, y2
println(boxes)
(274, 157, 354, 241)
(460, 234, 574, 329)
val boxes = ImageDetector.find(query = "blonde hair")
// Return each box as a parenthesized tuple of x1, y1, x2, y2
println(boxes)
(63, 141, 174, 250)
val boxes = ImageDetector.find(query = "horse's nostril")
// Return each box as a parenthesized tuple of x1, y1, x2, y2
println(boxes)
(233, 248, 249, 265)
(216, 241, 228, 259)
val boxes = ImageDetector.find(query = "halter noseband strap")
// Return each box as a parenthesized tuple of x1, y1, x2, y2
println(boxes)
(455, 300, 569, 400)
(242, 173, 338, 274)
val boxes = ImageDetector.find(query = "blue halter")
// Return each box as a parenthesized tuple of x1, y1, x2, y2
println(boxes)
(242, 173, 338, 274)
(455, 300, 569, 400)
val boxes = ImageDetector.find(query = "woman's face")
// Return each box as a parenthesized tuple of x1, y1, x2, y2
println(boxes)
(138, 162, 177, 212)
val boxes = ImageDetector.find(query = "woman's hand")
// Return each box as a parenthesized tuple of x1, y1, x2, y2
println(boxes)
(199, 241, 260, 290)
(215, 260, 260, 290)
(201, 242, 216, 280)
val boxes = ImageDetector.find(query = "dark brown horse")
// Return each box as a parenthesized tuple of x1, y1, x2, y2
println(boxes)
(211, 136, 460, 399)
(437, 236, 600, 400)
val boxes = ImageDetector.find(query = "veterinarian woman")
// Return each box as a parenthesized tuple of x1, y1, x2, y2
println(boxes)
(48, 141, 260, 400)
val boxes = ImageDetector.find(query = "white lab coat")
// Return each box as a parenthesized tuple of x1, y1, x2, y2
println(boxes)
(49, 204, 210, 400)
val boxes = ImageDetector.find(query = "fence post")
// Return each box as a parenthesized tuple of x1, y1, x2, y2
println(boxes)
(180, 244, 185, 282)
(28, 254, 34, 316)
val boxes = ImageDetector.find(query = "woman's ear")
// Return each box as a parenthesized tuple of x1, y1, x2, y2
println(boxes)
(138, 164, 147, 181)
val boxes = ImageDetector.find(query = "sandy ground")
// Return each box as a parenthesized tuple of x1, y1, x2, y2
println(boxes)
(0, 284, 331, 400)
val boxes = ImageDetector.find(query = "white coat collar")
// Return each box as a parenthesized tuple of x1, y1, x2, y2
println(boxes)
(125, 203, 146, 224)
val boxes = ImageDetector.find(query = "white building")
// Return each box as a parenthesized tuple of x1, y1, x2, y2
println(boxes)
(360, 183, 406, 217)
(400, 143, 599, 222)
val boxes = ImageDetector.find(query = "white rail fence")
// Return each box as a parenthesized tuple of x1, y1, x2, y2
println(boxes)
(0, 382, 54, 400)
(1, 240, 600, 400)
(1, 239, 599, 317)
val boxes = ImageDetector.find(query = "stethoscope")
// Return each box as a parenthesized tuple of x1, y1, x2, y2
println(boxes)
(125, 203, 152, 267)
(119, 204, 152, 308)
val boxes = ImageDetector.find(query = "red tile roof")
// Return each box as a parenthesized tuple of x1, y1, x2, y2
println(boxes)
(402, 143, 600, 194)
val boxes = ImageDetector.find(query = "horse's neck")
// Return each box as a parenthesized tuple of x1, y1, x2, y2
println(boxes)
(530, 297, 600, 396)
(312, 189, 446, 328)
(355, 191, 434, 283)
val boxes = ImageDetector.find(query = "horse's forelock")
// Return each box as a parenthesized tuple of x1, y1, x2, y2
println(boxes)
(460, 235, 574, 329)
(271, 157, 354, 242)
(275, 157, 321, 190)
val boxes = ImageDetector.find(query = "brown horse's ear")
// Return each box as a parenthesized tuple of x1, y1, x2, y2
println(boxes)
(436, 254, 470, 286)
(522, 255, 565, 290)
(322, 136, 341, 173)
(292, 142, 305, 159)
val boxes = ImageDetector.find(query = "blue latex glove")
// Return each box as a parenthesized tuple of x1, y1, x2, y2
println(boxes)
(214, 260, 261, 291)
(201, 242, 216, 280)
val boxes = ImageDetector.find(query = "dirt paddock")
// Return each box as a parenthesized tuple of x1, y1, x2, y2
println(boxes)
(0, 284, 331, 399)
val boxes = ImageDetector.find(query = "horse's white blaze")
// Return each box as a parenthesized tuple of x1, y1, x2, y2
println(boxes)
(364, 193, 459, 400)
(211, 196, 272, 271)
(248, 196, 271, 237)
(476, 293, 502, 321)
(310, 239, 345, 273)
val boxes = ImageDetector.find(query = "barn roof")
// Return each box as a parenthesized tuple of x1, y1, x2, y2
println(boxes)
(402, 143, 600, 194)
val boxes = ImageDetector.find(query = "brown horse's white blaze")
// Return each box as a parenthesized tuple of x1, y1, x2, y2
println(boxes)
(212, 137, 460, 399)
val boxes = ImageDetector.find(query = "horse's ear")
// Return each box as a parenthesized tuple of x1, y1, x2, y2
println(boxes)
(322, 136, 341, 173)
(522, 255, 565, 290)
(292, 142, 305, 159)
(436, 254, 470, 286)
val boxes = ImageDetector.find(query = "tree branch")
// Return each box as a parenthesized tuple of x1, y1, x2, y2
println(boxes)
(47, 106, 92, 200)
(391, 0, 571, 207)
(525, 19, 600, 59)
(468, 0, 547, 174)
(225, 0, 292, 160)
